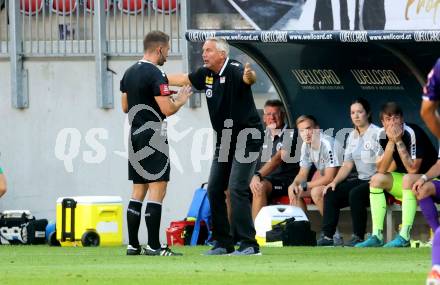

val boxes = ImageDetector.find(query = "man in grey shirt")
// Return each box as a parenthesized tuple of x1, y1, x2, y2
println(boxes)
(288, 115, 343, 215)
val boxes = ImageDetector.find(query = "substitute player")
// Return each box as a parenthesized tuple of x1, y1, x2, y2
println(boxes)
(288, 115, 343, 216)
(356, 102, 436, 248)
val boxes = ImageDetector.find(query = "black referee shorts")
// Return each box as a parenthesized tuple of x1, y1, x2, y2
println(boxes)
(128, 129, 170, 184)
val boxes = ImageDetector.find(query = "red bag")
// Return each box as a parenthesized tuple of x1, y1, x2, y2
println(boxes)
(166, 220, 208, 246)
(166, 220, 194, 246)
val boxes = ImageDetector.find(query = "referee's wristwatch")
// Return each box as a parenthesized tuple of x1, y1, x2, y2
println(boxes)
(255, 171, 263, 181)
(421, 174, 429, 182)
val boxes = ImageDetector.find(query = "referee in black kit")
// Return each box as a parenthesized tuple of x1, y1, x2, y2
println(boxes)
(120, 31, 192, 256)
(169, 37, 264, 255)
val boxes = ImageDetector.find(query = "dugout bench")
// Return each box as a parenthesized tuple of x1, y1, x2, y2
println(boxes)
(186, 30, 440, 243)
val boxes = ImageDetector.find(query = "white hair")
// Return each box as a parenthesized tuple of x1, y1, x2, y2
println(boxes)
(206, 37, 229, 57)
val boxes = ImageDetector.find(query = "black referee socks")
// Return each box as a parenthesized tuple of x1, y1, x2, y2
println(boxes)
(127, 199, 143, 248)
(145, 202, 162, 250)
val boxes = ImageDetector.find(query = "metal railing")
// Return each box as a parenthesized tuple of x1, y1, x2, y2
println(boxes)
(0, 0, 181, 57)
(3, 0, 184, 109)
(107, 0, 180, 55)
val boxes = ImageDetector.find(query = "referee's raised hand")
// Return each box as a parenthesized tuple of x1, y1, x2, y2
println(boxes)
(243, 62, 256, 85)
(174, 85, 193, 106)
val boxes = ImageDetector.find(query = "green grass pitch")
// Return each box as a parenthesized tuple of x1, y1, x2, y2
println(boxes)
(0, 246, 431, 284)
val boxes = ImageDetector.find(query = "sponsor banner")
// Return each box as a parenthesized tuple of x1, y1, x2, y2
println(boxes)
(291, 69, 344, 91)
(291, 68, 405, 91)
(350, 69, 404, 91)
(185, 30, 440, 43)
(188, 1, 440, 31)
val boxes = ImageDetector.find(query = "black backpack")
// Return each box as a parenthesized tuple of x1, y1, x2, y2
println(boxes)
(266, 217, 316, 246)
(282, 217, 316, 246)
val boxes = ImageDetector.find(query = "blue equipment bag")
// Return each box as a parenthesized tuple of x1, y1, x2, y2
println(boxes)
(187, 183, 212, 246)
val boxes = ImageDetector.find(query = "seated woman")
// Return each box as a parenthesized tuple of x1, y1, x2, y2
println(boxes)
(317, 98, 380, 247)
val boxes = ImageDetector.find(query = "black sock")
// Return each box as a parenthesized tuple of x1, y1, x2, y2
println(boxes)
(126, 199, 143, 248)
(145, 202, 162, 250)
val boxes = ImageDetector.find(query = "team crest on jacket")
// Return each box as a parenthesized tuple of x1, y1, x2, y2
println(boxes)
(205, 76, 213, 85)
(364, 141, 372, 151)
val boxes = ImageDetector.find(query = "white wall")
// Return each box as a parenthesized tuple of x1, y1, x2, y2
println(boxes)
(0, 57, 213, 243)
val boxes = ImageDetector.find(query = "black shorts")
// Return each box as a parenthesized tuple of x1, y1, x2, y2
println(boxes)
(264, 176, 292, 198)
(128, 129, 170, 184)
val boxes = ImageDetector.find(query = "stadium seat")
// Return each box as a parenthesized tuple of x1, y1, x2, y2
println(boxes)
(271, 171, 320, 206)
(271, 195, 290, 205)
(20, 0, 44, 16)
(51, 0, 77, 15)
(271, 196, 314, 206)
(152, 0, 177, 14)
(118, 0, 145, 14)
(387, 195, 402, 206)
(273, 191, 403, 207)
(85, 0, 112, 13)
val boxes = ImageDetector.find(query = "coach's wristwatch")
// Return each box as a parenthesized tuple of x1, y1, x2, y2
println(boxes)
(421, 174, 429, 182)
